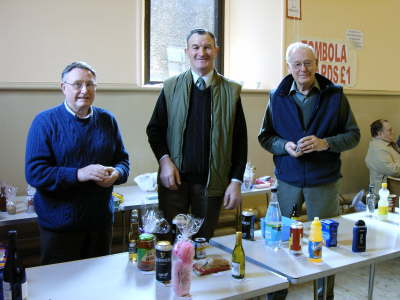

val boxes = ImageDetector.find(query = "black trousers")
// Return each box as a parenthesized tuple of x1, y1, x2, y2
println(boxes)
(39, 224, 113, 265)
(158, 181, 223, 241)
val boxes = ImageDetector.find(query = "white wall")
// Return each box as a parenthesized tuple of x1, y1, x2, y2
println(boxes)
(0, 0, 140, 84)
(226, 0, 284, 89)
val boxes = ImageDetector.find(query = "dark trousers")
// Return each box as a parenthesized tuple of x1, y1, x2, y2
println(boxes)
(39, 224, 113, 265)
(158, 181, 223, 241)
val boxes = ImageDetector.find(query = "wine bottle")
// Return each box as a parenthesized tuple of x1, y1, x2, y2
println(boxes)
(3, 230, 28, 300)
(231, 231, 245, 279)
(128, 209, 139, 262)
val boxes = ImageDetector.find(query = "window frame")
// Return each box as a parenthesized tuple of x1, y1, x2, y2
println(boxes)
(144, 0, 225, 84)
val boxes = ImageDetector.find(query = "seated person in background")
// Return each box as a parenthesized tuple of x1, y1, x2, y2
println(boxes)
(365, 119, 400, 195)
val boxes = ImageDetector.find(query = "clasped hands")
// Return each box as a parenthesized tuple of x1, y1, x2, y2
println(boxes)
(77, 164, 120, 187)
(285, 135, 329, 158)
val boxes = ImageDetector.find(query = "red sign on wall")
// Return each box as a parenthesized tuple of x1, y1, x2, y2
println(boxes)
(301, 39, 356, 87)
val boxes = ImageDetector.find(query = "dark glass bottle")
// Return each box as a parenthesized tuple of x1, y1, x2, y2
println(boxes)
(3, 230, 27, 300)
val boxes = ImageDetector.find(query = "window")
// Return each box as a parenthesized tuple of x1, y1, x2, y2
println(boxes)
(145, 0, 224, 84)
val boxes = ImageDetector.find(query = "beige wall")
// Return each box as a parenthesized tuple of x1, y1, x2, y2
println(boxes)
(285, 0, 400, 92)
(0, 0, 140, 84)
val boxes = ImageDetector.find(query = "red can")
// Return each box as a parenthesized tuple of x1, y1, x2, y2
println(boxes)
(388, 194, 398, 213)
(289, 222, 303, 254)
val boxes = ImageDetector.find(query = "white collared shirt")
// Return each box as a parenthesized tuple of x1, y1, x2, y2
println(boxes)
(64, 100, 93, 119)
(191, 69, 214, 89)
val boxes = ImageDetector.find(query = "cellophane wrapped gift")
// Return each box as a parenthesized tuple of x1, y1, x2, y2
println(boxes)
(171, 214, 203, 298)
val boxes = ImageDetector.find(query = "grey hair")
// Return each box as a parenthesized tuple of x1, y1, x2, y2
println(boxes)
(186, 28, 217, 47)
(61, 61, 96, 81)
(286, 42, 316, 62)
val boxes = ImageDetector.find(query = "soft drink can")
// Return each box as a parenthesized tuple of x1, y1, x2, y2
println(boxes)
(137, 233, 156, 271)
(388, 194, 398, 213)
(194, 237, 208, 259)
(156, 241, 172, 284)
(241, 209, 255, 240)
(289, 222, 303, 254)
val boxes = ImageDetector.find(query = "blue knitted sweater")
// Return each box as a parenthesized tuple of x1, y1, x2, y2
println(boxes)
(25, 104, 130, 231)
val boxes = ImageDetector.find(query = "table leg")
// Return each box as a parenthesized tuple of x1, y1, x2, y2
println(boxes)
(323, 277, 327, 300)
(313, 277, 328, 300)
(122, 210, 127, 250)
(313, 279, 318, 300)
(368, 263, 376, 300)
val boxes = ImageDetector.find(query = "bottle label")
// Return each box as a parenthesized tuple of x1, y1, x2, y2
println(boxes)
(378, 206, 388, 216)
(265, 224, 282, 242)
(231, 261, 240, 276)
(128, 240, 137, 261)
(308, 241, 322, 260)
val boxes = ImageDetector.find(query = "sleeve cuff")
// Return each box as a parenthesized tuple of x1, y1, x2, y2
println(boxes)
(159, 154, 169, 162)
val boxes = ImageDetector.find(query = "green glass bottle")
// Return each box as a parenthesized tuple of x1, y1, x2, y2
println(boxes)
(231, 231, 245, 279)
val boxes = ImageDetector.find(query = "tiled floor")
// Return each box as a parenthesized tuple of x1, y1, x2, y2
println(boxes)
(286, 257, 400, 299)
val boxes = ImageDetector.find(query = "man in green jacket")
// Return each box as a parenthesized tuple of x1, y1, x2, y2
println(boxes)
(146, 29, 247, 240)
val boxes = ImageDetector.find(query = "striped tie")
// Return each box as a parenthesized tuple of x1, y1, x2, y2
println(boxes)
(196, 77, 206, 90)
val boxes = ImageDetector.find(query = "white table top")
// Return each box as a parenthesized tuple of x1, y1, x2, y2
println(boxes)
(0, 184, 271, 226)
(26, 246, 288, 300)
(114, 184, 271, 210)
(211, 211, 400, 284)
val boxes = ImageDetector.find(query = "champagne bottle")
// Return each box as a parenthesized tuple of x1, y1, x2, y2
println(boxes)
(3, 230, 28, 300)
(231, 231, 245, 279)
(128, 209, 139, 262)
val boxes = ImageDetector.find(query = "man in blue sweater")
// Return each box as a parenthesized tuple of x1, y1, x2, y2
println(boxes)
(25, 61, 130, 264)
(259, 43, 360, 299)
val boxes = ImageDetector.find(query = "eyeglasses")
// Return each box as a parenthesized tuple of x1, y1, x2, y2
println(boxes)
(289, 60, 315, 70)
(63, 81, 97, 90)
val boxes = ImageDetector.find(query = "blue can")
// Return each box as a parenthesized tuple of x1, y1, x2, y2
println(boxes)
(352, 220, 367, 252)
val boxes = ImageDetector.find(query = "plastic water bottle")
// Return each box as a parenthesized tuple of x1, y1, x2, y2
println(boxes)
(377, 182, 389, 221)
(264, 188, 282, 250)
(366, 184, 376, 217)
